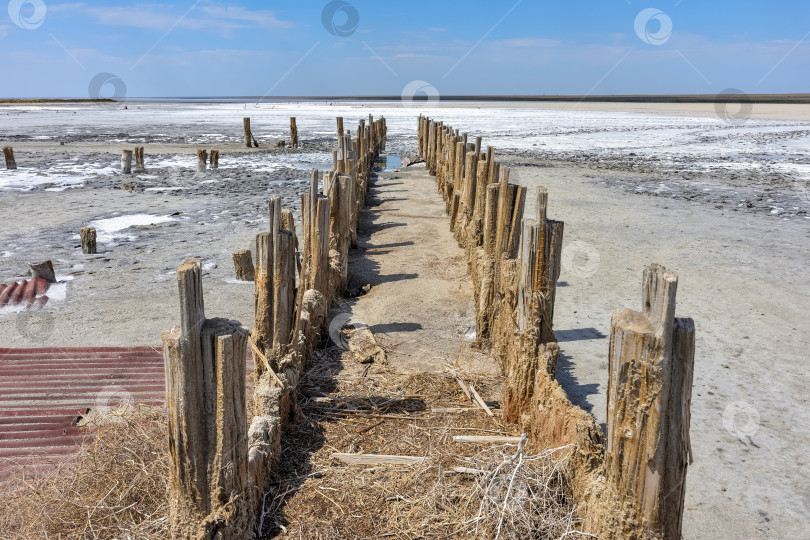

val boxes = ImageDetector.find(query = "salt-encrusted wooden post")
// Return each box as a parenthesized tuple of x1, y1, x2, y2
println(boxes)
(121, 150, 133, 174)
(134, 146, 145, 173)
(605, 264, 695, 539)
(243, 118, 254, 148)
(232, 249, 254, 281)
(162, 259, 250, 539)
(312, 196, 331, 299)
(254, 232, 273, 377)
(3, 147, 17, 170)
(337, 117, 344, 138)
(507, 185, 526, 259)
(290, 117, 299, 149)
(272, 231, 295, 352)
(196, 149, 208, 173)
(81, 227, 97, 255)
(209, 150, 219, 169)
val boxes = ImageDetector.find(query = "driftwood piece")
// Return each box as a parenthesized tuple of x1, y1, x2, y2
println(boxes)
(332, 453, 425, 466)
(453, 435, 522, 444)
(232, 249, 254, 282)
(81, 227, 97, 255)
(469, 385, 494, 417)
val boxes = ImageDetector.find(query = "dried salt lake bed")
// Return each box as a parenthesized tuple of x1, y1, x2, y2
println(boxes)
(1, 101, 809, 539)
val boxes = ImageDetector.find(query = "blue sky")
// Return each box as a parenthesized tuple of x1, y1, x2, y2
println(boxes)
(1, 0, 808, 98)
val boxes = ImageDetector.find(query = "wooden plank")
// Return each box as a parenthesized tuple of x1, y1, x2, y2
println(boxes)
(453, 435, 522, 444)
(469, 385, 494, 417)
(332, 453, 425, 466)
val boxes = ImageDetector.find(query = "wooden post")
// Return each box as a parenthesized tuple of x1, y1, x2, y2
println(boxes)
(29, 260, 56, 283)
(232, 249, 254, 281)
(337, 117, 344, 138)
(196, 149, 208, 173)
(81, 227, 97, 255)
(134, 146, 145, 173)
(243, 118, 253, 148)
(507, 185, 527, 259)
(3, 147, 17, 170)
(312, 196, 331, 299)
(254, 232, 274, 375)
(121, 150, 133, 174)
(281, 209, 298, 250)
(272, 231, 295, 352)
(462, 152, 478, 217)
(517, 219, 539, 332)
(290, 117, 299, 149)
(163, 259, 207, 537)
(209, 150, 219, 169)
(162, 259, 250, 538)
(606, 264, 695, 539)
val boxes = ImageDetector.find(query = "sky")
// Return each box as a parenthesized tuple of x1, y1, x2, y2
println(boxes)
(0, 0, 808, 98)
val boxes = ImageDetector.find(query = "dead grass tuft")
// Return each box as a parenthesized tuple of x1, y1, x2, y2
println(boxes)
(0, 406, 170, 540)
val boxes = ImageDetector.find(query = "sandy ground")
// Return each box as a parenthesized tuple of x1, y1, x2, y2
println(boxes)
(0, 104, 808, 538)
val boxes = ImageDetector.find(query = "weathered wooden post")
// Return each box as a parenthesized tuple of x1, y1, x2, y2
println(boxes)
(134, 146, 146, 172)
(254, 232, 273, 376)
(121, 150, 133, 174)
(272, 231, 295, 352)
(162, 258, 250, 539)
(196, 149, 208, 173)
(29, 260, 56, 283)
(232, 249, 254, 281)
(81, 227, 97, 255)
(605, 264, 695, 539)
(209, 150, 219, 169)
(243, 118, 252, 148)
(290, 117, 299, 149)
(336, 117, 344, 138)
(2, 147, 17, 170)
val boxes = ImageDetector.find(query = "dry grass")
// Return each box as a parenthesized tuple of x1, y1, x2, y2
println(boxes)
(259, 351, 590, 539)
(0, 406, 170, 540)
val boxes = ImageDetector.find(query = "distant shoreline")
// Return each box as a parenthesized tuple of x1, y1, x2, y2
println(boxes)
(1, 94, 809, 105)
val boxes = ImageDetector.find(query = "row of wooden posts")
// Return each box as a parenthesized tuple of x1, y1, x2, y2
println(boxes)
(2, 117, 301, 174)
(163, 114, 387, 539)
(419, 115, 696, 540)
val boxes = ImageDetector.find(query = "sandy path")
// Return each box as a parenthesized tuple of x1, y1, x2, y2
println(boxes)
(342, 166, 498, 377)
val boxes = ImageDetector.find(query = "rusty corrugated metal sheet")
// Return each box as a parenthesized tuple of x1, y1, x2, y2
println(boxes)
(0, 278, 51, 309)
(0, 346, 165, 476)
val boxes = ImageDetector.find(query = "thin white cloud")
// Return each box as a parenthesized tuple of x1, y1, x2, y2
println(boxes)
(49, 2, 292, 33)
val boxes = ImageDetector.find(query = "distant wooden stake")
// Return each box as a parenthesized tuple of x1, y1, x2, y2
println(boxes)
(2, 147, 17, 170)
(80, 227, 97, 255)
(134, 146, 145, 172)
(232, 249, 254, 281)
(290, 117, 299, 149)
(196, 149, 208, 173)
(243, 117, 253, 148)
(121, 150, 133, 174)
(209, 150, 219, 169)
